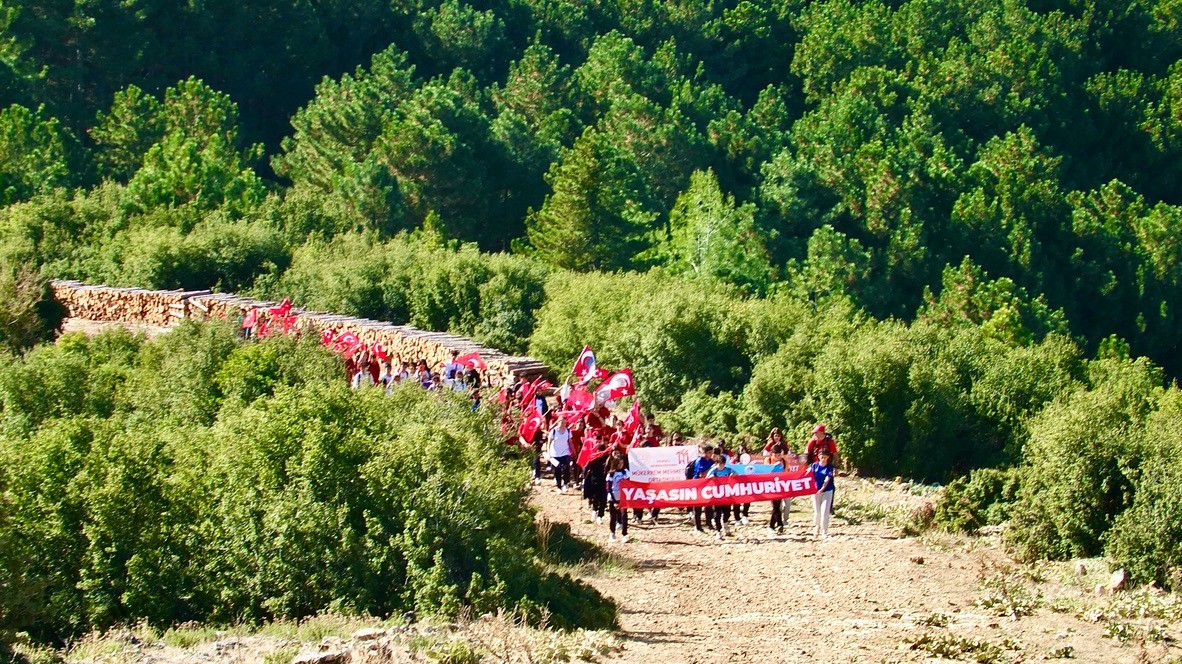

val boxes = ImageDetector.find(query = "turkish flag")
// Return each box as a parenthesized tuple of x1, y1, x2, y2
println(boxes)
(594, 369, 635, 404)
(333, 332, 362, 357)
(622, 399, 642, 435)
(243, 309, 258, 328)
(372, 342, 390, 362)
(456, 352, 486, 370)
(576, 437, 610, 468)
(518, 403, 545, 445)
(268, 298, 292, 317)
(279, 315, 298, 335)
(571, 346, 596, 380)
(320, 329, 337, 347)
(565, 387, 595, 413)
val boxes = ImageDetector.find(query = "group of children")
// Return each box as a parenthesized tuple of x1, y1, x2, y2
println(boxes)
(346, 349, 484, 410)
(510, 379, 842, 544)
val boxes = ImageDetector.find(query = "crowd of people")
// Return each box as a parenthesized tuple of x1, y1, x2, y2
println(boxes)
(238, 308, 840, 547)
(501, 370, 841, 545)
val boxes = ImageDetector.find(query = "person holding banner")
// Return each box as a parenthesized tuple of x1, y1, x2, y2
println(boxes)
(811, 449, 836, 538)
(767, 444, 794, 534)
(705, 455, 738, 539)
(606, 452, 630, 543)
(688, 443, 716, 533)
(548, 418, 574, 493)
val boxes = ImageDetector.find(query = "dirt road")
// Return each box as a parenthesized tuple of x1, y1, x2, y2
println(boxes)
(533, 478, 1180, 663)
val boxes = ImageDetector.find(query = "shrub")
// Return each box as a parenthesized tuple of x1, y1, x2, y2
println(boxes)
(1005, 357, 1162, 560)
(0, 325, 614, 641)
(933, 467, 1020, 534)
(1105, 388, 1182, 588)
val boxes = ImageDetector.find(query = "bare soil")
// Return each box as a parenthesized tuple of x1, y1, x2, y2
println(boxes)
(532, 477, 1182, 664)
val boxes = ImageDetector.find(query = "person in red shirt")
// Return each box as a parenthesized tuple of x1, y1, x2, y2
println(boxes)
(805, 424, 838, 466)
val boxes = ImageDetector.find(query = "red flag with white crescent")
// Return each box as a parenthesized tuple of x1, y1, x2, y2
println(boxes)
(456, 352, 486, 370)
(268, 298, 292, 317)
(622, 399, 642, 435)
(594, 369, 635, 404)
(518, 403, 544, 444)
(571, 346, 596, 380)
(373, 342, 390, 362)
(333, 332, 362, 358)
(320, 329, 337, 347)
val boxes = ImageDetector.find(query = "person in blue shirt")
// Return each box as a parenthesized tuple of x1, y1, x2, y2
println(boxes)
(606, 452, 631, 543)
(811, 449, 836, 539)
(705, 456, 737, 539)
(688, 444, 715, 533)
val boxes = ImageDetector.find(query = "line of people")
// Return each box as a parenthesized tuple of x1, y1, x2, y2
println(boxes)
(508, 384, 841, 544)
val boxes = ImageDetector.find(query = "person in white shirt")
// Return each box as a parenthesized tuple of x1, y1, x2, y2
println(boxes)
(548, 418, 573, 493)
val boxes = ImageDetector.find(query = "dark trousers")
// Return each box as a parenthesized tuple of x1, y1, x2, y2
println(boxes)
(769, 500, 784, 530)
(732, 502, 750, 520)
(609, 502, 628, 536)
(693, 506, 705, 530)
(553, 456, 571, 488)
(706, 506, 725, 532)
(589, 487, 606, 518)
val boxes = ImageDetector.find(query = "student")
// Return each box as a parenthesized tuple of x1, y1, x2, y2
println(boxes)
(606, 452, 630, 543)
(811, 449, 836, 539)
(762, 428, 786, 460)
(806, 424, 838, 465)
(377, 362, 394, 391)
(548, 418, 574, 493)
(705, 455, 738, 539)
(767, 444, 791, 534)
(731, 443, 752, 524)
(583, 443, 610, 524)
(688, 444, 716, 533)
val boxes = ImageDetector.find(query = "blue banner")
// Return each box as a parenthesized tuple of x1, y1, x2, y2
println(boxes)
(726, 462, 782, 475)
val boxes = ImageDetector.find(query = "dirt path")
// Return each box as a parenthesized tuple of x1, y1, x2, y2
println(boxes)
(533, 478, 1181, 664)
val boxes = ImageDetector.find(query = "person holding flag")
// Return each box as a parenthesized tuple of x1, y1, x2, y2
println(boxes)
(581, 442, 610, 524)
(547, 417, 574, 493)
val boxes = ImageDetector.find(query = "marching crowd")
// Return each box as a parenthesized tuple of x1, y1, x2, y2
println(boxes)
(498, 348, 842, 546)
(239, 305, 839, 547)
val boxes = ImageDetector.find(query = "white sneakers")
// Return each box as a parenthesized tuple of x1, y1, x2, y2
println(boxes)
(741, 517, 749, 525)
(715, 531, 723, 540)
(596, 516, 603, 525)
(621, 535, 629, 543)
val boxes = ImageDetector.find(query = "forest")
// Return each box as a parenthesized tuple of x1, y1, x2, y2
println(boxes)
(1, 0, 1181, 644)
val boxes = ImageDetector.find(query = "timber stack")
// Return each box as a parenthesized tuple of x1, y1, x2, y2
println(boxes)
(51, 280, 550, 385)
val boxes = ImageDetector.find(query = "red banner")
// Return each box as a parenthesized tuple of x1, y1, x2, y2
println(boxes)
(618, 468, 817, 509)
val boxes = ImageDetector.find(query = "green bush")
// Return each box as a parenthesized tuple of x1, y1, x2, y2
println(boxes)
(1005, 357, 1163, 560)
(0, 325, 614, 641)
(529, 270, 750, 411)
(1105, 388, 1182, 588)
(933, 467, 1020, 534)
(267, 233, 548, 354)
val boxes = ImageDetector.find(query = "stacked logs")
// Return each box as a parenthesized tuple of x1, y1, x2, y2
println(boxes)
(50, 280, 210, 327)
(51, 280, 549, 385)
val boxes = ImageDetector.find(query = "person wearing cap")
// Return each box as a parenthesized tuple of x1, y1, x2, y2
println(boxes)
(805, 424, 838, 466)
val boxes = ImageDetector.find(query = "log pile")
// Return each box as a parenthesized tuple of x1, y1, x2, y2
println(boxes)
(50, 280, 210, 327)
(51, 280, 550, 384)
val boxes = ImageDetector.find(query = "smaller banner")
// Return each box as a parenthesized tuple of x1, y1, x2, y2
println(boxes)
(618, 467, 817, 509)
(627, 445, 697, 483)
(726, 462, 784, 475)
